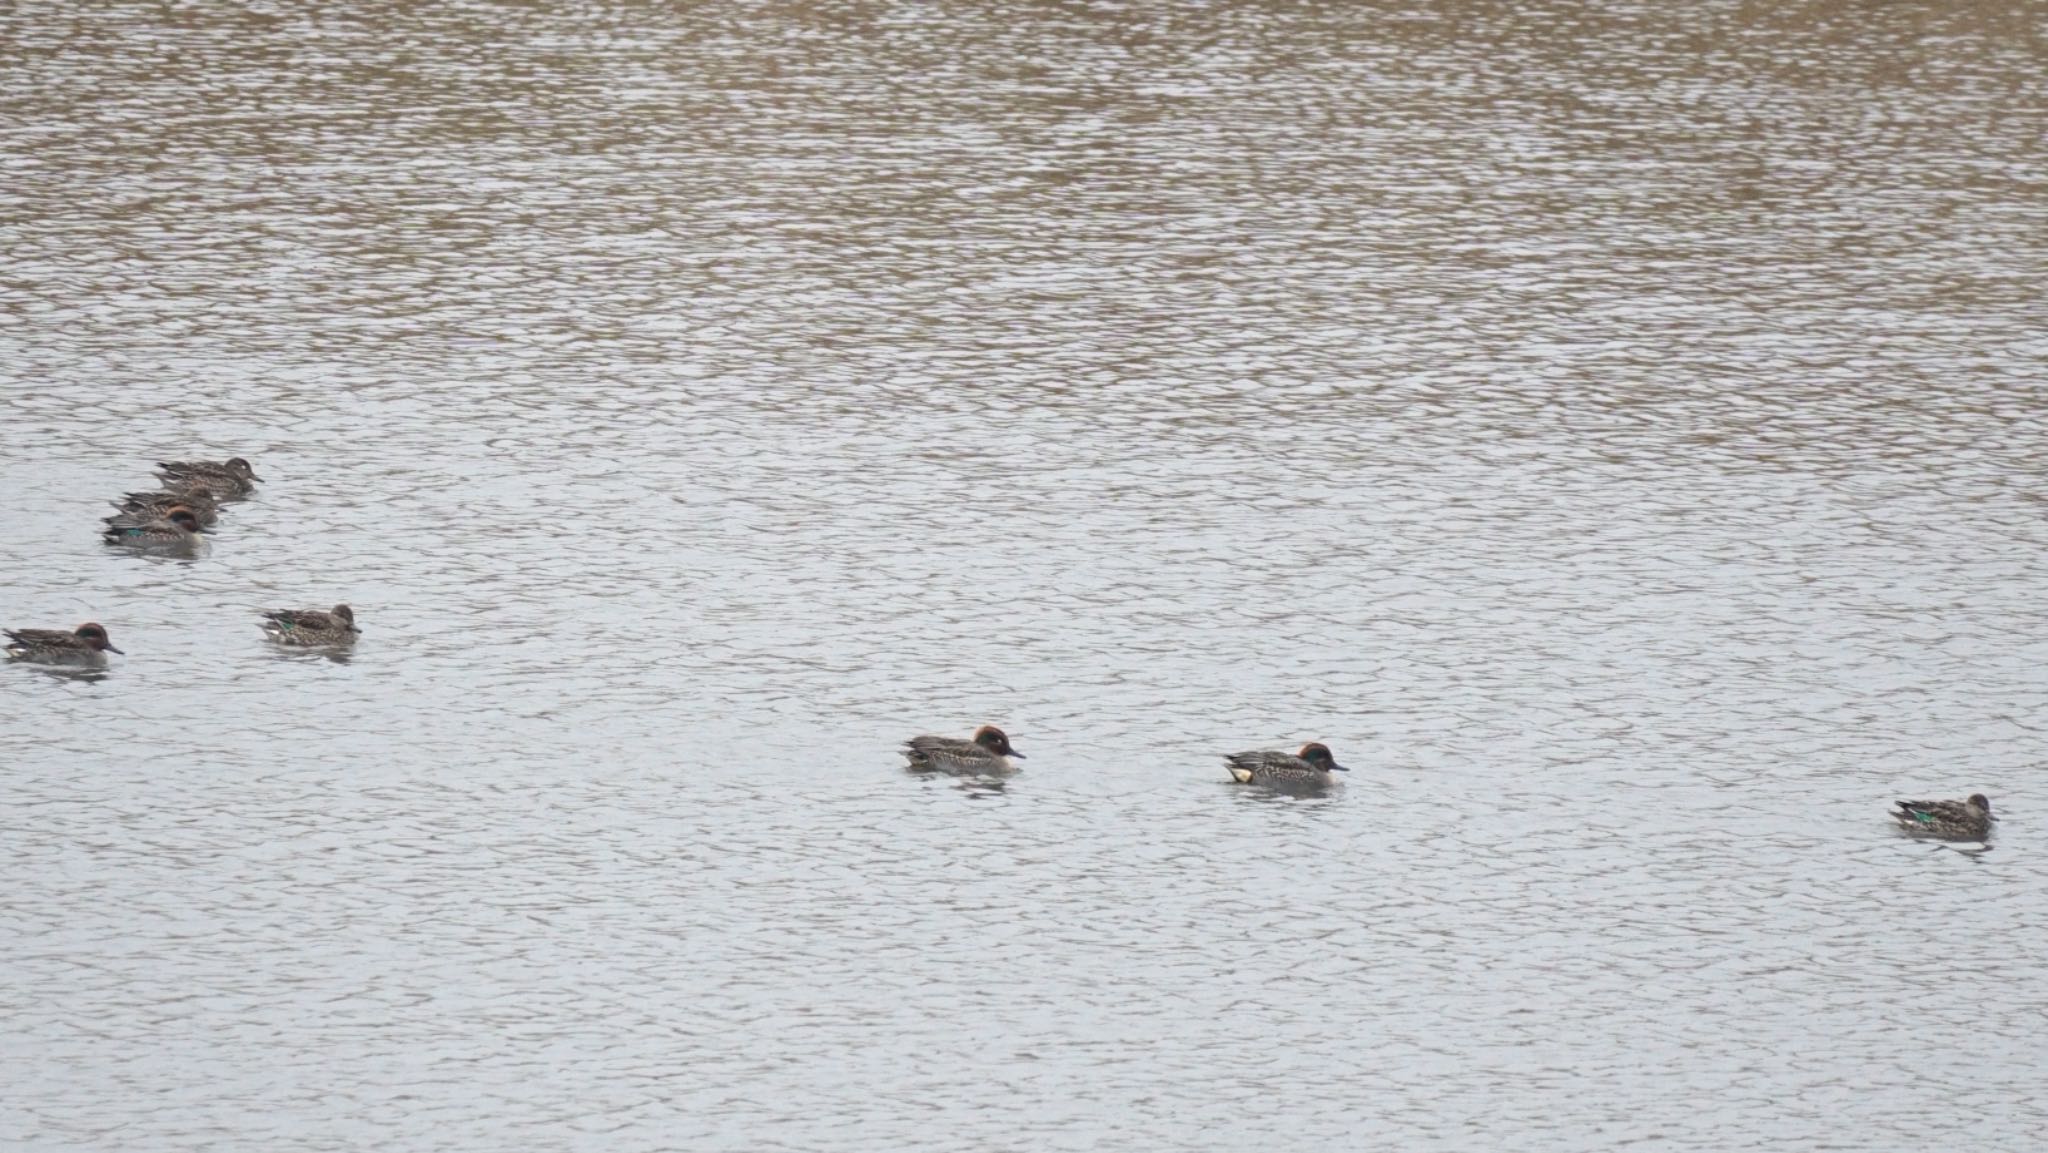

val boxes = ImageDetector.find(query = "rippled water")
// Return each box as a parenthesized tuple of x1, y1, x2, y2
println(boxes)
(4, 1, 2046, 1148)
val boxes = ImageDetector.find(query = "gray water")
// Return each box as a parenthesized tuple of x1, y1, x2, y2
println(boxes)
(4, 1, 2046, 1149)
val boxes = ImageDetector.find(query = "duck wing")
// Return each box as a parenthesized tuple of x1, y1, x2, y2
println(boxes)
(1225, 750, 1309, 773)
(5, 628, 76, 647)
(903, 735, 985, 766)
(113, 490, 218, 517)
(263, 609, 336, 630)
(103, 519, 185, 542)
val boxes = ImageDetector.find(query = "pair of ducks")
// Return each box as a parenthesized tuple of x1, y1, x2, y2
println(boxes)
(4, 606, 362, 665)
(905, 728, 1998, 837)
(903, 725, 1350, 787)
(100, 457, 263, 549)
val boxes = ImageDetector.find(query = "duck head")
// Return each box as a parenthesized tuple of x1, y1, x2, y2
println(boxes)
(973, 725, 1024, 758)
(1968, 794, 1991, 813)
(225, 457, 261, 482)
(331, 604, 360, 632)
(74, 622, 123, 654)
(167, 507, 202, 532)
(1297, 742, 1348, 772)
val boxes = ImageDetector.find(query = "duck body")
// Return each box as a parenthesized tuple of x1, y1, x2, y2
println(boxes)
(903, 725, 1025, 773)
(5, 622, 123, 665)
(101, 507, 203, 549)
(1892, 794, 1992, 841)
(109, 488, 222, 527)
(1225, 742, 1350, 787)
(260, 604, 359, 646)
(155, 456, 260, 498)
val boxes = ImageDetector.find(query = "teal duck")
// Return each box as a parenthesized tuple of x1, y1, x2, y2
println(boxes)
(101, 506, 203, 549)
(109, 488, 222, 527)
(903, 725, 1025, 772)
(260, 604, 359, 646)
(5, 622, 123, 665)
(1225, 742, 1349, 786)
(156, 456, 260, 497)
(1892, 794, 1992, 841)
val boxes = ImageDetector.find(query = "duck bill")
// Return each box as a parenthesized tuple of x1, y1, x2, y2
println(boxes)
(1007, 751, 1025, 759)
(1329, 764, 1350, 772)
(104, 644, 125, 654)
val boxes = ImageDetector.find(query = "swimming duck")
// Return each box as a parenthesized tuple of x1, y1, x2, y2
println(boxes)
(5, 622, 123, 664)
(260, 604, 359, 646)
(903, 725, 1025, 772)
(109, 488, 222, 527)
(101, 506, 203, 548)
(155, 456, 260, 497)
(1892, 794, 1992, 841)
(1225, 742, 1350, 786)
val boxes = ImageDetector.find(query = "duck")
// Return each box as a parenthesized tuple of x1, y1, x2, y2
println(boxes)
(903, 725, 1025, 772)
(5, 622, 123, 665)
(1225, 742, 1350, 786)
(155, 456, 260, 497)
(1892, 794, 1992, 841)
(260, 604, 359, 646)
(108, 487, 222, 527)
(101, 506, 203, 548)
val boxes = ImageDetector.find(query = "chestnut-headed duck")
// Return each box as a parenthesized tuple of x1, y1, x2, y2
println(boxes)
(5, 622, 123, 664)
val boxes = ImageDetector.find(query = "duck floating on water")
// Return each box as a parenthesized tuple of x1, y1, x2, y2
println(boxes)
(155, 456, 260, 498)
(1892, 794, 1992, 841)
(260, 604, 360, 647)
(903, 725, 1025, 772)
(5, 622, 123, 665)
(1225, 742, 1349, 787)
